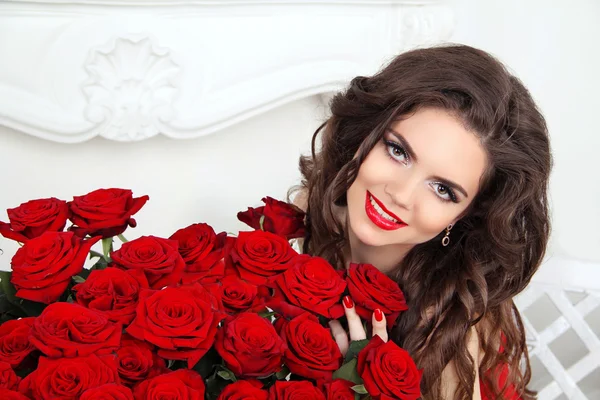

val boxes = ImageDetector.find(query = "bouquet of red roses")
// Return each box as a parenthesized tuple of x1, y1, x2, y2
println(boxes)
(0, 189, 422, 400)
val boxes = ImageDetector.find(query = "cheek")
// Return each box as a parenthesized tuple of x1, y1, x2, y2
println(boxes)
(411, 197, 458, 237)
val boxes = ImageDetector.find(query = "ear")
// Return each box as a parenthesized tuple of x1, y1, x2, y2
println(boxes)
(447, 218, 461, 228)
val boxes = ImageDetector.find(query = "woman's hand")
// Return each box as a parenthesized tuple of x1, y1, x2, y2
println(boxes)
(328, 295, 388, 356)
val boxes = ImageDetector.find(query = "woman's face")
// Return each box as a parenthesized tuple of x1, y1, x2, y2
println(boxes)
(346, 107, 487, 249)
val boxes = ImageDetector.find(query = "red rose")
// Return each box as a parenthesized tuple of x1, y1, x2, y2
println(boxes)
(0, 197, 68, 243)
(220, 275, 267, 314)
(126, 284, 224, 368)
(237, 197, 306, 240)
(356, 336, 422, 400)
(217, 380, 269, 400)
(268, 381, 326, 400)
(110, 236, 185, 290)
(29, 302, 121, 358)
(133, 369, 205, 400)
(0, 362, 20, 390)
(0, 317, 35, 368)
(18, 354, 119, 400)
(346, 263, 408, 326)
(10, 231, 101, 304)
(215, 312, 286, 378)
(323, 379, 356, 400)
(68, 188, 149, 238)
(269, 255, 346, 319)
(116, 335, 166, 387)
(80, 384, 133, 400)
(169, 223, 229, 284)
(0, 388, 30, 400)
(278, 313, 342, 381)
(227, 231, 298, 285)
(72, 267, 150, 325)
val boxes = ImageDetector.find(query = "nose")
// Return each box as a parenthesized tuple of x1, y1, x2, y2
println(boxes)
(384, 176, 419, 211)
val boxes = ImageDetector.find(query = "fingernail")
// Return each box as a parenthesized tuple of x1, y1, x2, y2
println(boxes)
(343, 296, 354, 308)
(374, 308, 384, 322)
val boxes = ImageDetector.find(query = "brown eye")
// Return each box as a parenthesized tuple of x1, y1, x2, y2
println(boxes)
(430, 183, 458, 203)
(384, 140, 408, 164)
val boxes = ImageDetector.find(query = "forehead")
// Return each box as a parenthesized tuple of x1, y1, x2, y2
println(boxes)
(389, 108, 488, 193)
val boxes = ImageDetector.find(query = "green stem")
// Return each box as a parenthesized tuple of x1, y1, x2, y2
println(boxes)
(117, 234, 128, 243)
(102, 237, 113, 260)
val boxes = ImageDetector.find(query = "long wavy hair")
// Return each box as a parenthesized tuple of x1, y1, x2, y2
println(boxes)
(292, 44, 552, 399)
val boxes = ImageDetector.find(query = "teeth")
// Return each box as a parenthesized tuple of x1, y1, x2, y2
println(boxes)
(369, 195, 399, 223)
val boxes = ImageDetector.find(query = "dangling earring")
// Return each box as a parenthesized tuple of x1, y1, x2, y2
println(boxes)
(442, 223, 453, 247)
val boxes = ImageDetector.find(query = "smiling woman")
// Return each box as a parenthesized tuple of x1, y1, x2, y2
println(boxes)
(291, 44, 552, 400)
(346, 107, 488, 272)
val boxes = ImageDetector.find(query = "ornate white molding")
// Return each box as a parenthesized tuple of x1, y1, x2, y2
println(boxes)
(0, 0, 454, 142)
(82, 36, 181, 141)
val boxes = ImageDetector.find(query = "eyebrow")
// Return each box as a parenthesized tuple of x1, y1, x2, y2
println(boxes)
(387, 128, 470, 198)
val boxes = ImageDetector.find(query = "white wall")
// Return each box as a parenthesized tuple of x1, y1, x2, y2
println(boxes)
(2, 1, 598, 270)
(0, 97, 322, 270)
(448, 0, 600, 265)
(1, 4, 599, 266)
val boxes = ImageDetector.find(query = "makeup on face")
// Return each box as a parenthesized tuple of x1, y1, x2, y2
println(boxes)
(345, 108, 487, 251)
(364, 191, 408, 231)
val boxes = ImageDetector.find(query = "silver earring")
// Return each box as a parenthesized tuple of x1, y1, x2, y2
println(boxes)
(442, 224, 453, 247)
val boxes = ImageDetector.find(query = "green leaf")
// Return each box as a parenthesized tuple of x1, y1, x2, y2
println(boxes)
(89, 250, 104, 259)
(78, 268, 93, 280)
(0, 271, 46, 317)
(332, 358, 363, 385)
(205, 375, 228, 400)
(0, 294, 26, 323)
(275, 365, 290, 380)
(0, 271, 17, 302)
(16, 298, 46, 317)
(258, 310, 276, 319)
(344, 339, 370, 364)
(72, 276, 86, 284)
(216, 370, 235, 381)
(215, 365, 237, 382)
(192, 347, 221, 379)
(351, 384, 368, 394)
(90, 256, 109, 271)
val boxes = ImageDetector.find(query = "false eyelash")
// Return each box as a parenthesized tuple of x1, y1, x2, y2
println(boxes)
(383, 139, 409, 162)
(431, 182, 458, 203)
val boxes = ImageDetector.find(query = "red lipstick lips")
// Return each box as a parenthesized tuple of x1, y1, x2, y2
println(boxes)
(364, 191, 407, 231)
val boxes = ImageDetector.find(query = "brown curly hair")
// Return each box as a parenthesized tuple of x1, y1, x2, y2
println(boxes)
(291, 44, 552, 399)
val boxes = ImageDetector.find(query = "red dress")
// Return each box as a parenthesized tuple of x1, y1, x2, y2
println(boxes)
(480, 363, 521, 399)
(480, 337, 522, 400)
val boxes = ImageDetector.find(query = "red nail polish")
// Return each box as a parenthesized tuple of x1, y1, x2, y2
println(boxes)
(343, 296, 354, 308)
(374, 309, 384, 322)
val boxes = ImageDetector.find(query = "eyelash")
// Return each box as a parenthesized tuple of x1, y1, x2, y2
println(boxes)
(383, 139, 459, 203)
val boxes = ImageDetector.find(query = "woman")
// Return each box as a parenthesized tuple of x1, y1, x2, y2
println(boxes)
(291, 44, 551, 399)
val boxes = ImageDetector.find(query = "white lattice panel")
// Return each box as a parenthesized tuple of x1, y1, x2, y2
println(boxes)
(515, 257, 600, 400)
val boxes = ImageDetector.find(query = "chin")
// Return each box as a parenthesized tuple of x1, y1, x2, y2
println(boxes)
(351, 218, 393, 247)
